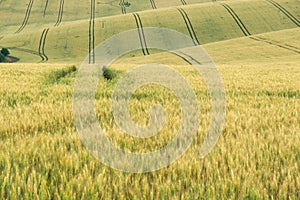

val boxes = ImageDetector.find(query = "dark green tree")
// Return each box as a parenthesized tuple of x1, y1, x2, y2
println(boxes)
(1, 48, 10, 56)
(124, 1, 131, 7)
(0, 52, 6, 63)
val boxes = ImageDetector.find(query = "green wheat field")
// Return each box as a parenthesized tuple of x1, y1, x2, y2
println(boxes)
(0, 0, 299, 199)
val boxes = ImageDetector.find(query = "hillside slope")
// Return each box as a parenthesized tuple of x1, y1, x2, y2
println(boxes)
(0, 0, 215, 34)
(0, 0, 299, 63)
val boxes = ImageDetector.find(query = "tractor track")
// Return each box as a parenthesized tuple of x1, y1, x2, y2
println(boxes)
(177, 51, 202, 65)
(43, 0, 49, 17)
(0, 46, 40, 57)
(119, 0, 126, 14)
(250, 36, 300, 54)
(15, 0, 34, 33)
(150, 0, 157, 9)
(55, 0, 64, 26)
(133, 13, 150, 56)
(177, 8, 200, 46)
(38, 28, 49, 62)
(171, 51, 203, 65)
(89, 0, 96, 64)
(180, 0, 187, 5)
(220, 3, 251, 36)
(265, 0, 300, 27)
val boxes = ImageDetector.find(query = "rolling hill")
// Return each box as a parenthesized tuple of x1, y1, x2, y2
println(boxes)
(0, 0, 299, 63)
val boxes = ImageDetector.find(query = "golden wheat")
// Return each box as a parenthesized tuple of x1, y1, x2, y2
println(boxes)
(0, 56, 299, 199)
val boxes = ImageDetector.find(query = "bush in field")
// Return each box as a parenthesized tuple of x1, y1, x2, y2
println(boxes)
(45, 65, 77, 84)
(102, 66, 117, 80)
(0, 52, 6, 62)
(124, 1, 131, 7)
(1, 48, 10, 56)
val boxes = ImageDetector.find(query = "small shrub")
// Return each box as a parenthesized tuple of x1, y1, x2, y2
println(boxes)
(45, 65, 77, 84)
(102, 66, 117, 80)
(124, 1, 131, 7)
(0, 52, 6, 63)
(1, 48, 10, 56)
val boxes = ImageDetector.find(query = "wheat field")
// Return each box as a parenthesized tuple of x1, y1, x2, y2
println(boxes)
(1, 28, 299, 198)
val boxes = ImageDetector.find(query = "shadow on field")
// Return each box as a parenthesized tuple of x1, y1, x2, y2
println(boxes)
(5, 56, 20, 63)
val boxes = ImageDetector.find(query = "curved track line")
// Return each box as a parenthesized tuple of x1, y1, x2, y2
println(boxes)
(177, 8, 200, 45)
(150, 0, 157, 9)
(38, 30, 45, 62)
(119, 0, 127, 14)
(0, 46, 40, 57)
(180, 0, 187, 5)
(15, 0, 34, 33)
(136, 13, 149, 55)
(265, 0, 300, 27)
(43, 0, 49, 17)
(55, 0, 64, 26)
(42, 29, 49, 61)
(178, 51, 202, 65)
(133, 13, 150, 56)
(38, 28, 49, 62)
(133, 14, 146, 55)
(250, 36, 300, 54)
(220, 3, 251, 36)
(173, 51, 203, 65)
(170, 52, 192, 65)
(89, 0, 96, 64)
